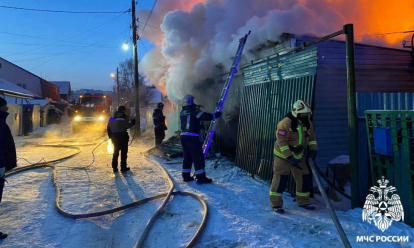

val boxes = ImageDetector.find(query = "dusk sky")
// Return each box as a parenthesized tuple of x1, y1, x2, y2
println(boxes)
(1, 0, 413, 97)
(0, 0, 156, 91)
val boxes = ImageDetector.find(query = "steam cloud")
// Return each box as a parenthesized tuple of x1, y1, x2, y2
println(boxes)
(137, 0, 414, 103)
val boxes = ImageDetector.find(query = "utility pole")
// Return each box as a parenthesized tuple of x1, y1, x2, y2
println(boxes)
(116, 67, 120, 107)
(132, 0, 141, 137)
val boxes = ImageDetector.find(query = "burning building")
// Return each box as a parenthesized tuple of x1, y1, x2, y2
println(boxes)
(139, 0, 414, 204)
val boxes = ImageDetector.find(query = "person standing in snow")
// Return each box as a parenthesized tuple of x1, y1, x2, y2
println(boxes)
(23, 107, 32, 136)
(0, 97, 17, 239)
(152, 102, 167, 146)
(179, 94, 221, 184)
(107, 106, 135, 173)
(269, 100, 318, 213)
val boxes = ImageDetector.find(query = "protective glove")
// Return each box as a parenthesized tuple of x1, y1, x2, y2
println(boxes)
(214, 111, 222, 119)
(130, 117, 136, 125)
(164, 125, 168, 131)
(0, 167, 5, 178)
(308, 150, 317, 161)
(287, 156, 302, 170)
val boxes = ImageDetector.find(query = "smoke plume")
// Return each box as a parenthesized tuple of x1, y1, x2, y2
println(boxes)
(138, 0, 414, 102)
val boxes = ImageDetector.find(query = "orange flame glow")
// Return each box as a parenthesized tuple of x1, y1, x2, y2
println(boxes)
(107, 139, 114, 154)
(297, 0, 414, 46)
(170, 0, 414, 46)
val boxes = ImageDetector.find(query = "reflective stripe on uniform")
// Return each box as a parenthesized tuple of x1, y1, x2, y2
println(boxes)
(182, 169, 191, 173)
(273, 148, 303, 159)
(280, 146, 290, 151)
(196, 112, 204, 118)
(296, 191, 310, 197)
(292, 126, 302, 148)
(181, 132, 199, 136)
(116, 118, 125, 121)
(195, 169, 204, 174)
(309, 141, 317, 146)
(186, 116, 190, 129)
(274, 149, 287, 158)
(269, 191, 282, 197)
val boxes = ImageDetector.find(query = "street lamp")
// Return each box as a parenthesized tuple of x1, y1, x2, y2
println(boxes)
(123, 42, 129, 51)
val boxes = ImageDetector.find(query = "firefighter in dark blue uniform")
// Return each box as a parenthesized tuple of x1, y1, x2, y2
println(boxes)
(152, 102, 167, 146)
(180, 94, 221, 184)
(107, 106, 135, 172)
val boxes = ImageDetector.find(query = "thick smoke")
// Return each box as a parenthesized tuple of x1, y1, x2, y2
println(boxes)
(138, 0, 414, 102)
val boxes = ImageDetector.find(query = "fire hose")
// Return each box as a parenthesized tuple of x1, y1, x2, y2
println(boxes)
(5, 137, 208, 248)
(308, 158, 351, 248)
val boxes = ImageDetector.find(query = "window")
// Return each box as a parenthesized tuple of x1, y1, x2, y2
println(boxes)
(17, 84, 27, 89)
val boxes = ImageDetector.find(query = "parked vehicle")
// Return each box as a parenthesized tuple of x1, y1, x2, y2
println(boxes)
(72, 93, 112, 133)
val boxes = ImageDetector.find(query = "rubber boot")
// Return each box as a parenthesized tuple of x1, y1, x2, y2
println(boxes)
(272, 207, 285, 214)
(0, 232, 7, 239)
(195, 173, 213, 184)
(299, 204, 315, 210)
(182, 172, 194, 182)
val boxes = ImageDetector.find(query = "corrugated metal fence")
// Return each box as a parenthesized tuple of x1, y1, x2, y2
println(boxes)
(236, 48, 318, 181)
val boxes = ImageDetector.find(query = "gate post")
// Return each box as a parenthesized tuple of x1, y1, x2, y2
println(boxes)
(344, 23, 360, 208)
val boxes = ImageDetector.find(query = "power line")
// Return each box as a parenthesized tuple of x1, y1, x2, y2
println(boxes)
(357, 30, 414, 38)
(29, 28, 126, 70)
(0, 5, 130, 14)
(140, 39, 148, 52)
(117, 11, 132, 65)
(142, 0, 159, 32)
(46, 29, 128, 76)
(137, 0, 149, 19)
(0, 40, 117, 48)
(9, 50, 119, 62)
(2, 12, 127, 57)
(368, 21, 414, 30)
(137, 20, 161, 30)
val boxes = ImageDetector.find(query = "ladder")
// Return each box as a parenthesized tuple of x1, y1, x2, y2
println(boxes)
(202, 30, 251, 157)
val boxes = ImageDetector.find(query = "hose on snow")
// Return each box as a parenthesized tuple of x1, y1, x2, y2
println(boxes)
(308, 158, 351, 248)
(309, 159, 351, 200)
(5, 136, 208, 248)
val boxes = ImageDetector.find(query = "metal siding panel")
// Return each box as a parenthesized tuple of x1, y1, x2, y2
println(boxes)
(357, 93, 414, 117)
(237, 77, 316, 181)
(237, 47, 318, 181)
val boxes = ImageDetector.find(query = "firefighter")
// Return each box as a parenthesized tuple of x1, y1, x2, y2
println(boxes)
(107, 106, 135, 173)
(180, 94, 221, 184)
(152, 102, 167, 146)
(269, 100, 318, 213)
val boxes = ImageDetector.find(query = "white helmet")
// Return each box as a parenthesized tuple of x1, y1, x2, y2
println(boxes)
(292, 100, 312, 117)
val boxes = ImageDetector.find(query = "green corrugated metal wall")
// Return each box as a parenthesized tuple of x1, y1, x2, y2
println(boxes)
(236, 47, 318, 182)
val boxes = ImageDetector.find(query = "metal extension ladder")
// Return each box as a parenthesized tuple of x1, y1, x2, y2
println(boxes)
(202, 30, 251, 157)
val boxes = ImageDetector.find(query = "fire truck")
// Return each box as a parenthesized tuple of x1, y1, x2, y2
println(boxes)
(72, 93, 112, 133)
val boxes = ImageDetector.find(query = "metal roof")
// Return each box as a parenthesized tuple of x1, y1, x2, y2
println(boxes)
(0, 77, 35, 99)
(50, 81, 71, 94)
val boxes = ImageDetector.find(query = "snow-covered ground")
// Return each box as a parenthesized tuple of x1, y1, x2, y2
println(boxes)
(1, 116, 413, 248)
